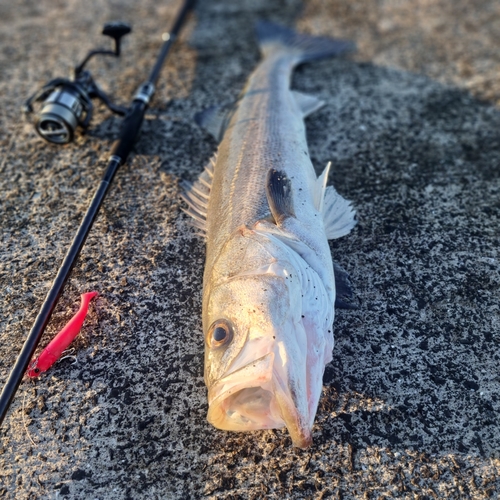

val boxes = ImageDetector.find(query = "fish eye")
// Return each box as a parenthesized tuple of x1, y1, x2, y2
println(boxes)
(207, 319, 233, 349)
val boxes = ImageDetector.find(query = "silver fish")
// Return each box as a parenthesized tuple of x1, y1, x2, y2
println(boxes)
(182, 21, 356, 448)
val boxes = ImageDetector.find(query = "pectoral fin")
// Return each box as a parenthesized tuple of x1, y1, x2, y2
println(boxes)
(266, 169, 296, 226)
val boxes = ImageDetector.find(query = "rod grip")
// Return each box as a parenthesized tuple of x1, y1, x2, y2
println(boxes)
(110, 99, 148, 162)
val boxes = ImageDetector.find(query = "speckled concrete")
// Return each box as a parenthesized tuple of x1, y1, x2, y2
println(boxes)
(1, 0, 499, 498)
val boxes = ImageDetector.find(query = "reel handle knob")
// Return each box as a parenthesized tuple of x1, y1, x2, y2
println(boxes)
(102, 22, 132, 56)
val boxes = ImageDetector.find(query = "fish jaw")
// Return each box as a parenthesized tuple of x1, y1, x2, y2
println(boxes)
(207, 352, 279, 430)
(206, 333, 314, 448)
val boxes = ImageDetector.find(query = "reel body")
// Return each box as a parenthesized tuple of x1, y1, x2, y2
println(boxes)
(28, 79, 91, 144)
(25, 22, 131, 144)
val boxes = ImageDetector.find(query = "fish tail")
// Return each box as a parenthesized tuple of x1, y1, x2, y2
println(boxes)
(255, 20, 355, 63)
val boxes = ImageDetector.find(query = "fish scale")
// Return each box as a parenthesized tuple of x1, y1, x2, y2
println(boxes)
(209, 57, 309, 248)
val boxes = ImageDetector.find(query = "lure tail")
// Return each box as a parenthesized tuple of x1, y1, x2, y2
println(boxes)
(27, 291, 98, 378)
(255, 20, 355, 64)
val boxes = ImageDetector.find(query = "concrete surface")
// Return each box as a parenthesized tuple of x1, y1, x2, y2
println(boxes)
(1, 0, 499, 498)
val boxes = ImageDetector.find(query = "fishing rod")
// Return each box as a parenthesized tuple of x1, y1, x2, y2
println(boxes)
(0, 0, 196, 426)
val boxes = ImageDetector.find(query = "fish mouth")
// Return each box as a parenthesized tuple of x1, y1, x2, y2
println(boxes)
(207, 351, 312, 448)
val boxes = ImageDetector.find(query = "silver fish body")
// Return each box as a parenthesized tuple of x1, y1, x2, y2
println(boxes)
(182, 22, 356, 447)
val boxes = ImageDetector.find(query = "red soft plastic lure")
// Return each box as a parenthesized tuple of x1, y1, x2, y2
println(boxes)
(27, 291, 98, 378)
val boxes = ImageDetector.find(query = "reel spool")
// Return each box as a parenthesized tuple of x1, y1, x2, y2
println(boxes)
(24, 22, 131, 144)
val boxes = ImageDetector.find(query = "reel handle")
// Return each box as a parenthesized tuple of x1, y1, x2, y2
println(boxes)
(75, 21, 131, 75)
(102, 22, 132, 57)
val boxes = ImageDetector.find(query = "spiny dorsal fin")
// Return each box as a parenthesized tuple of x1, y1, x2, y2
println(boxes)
(292, 91, 325, 118)
(266, 169, 296, 226)
(180, 153, 217, 237)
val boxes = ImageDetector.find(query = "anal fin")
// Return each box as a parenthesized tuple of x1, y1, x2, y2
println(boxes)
(292, 91, 325, 118)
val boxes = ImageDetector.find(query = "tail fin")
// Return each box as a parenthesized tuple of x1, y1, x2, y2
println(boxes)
(255, 20, 355, 63)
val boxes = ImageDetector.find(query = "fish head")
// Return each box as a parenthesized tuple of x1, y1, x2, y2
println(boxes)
(203, 226, 334, 448)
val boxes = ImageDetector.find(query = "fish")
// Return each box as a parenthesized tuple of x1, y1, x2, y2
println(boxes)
(27, 291, 98, 377)
(181, 21, 356, 448)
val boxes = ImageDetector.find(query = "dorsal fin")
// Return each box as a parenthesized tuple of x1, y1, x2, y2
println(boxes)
(180, 154, 217, 237)
(194, 104, 235, 142)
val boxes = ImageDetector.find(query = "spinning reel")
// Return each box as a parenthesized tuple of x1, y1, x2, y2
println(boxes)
(24, 22, 132, 144)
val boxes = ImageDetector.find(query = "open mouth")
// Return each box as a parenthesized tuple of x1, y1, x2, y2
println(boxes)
(218, 386, 283, 428)
(207, 351, 312, 448)
(207, 352, 280, 430)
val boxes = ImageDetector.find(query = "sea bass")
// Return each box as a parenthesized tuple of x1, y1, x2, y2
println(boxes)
(182, 22, 356, 448)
